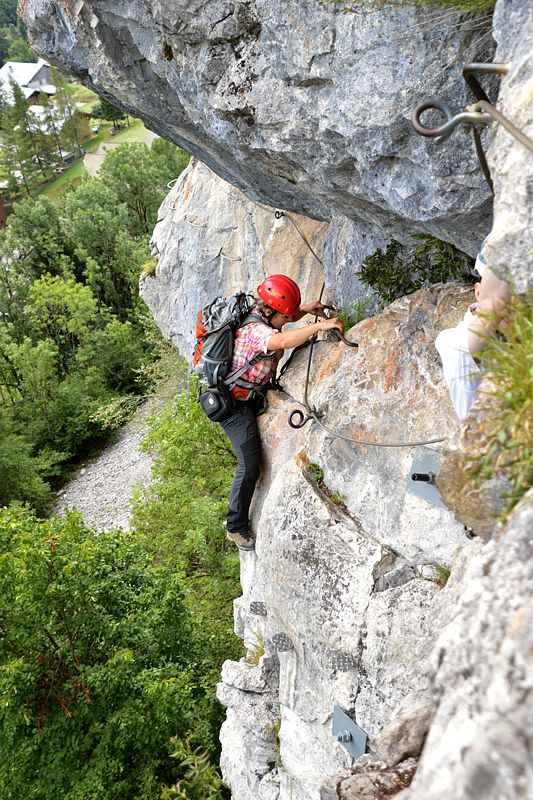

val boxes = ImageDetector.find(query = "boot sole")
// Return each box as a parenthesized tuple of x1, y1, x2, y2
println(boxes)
(226, 532, 255, 551)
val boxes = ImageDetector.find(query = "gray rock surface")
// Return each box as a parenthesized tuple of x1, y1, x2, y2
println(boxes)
(320, 757, 417, 800)
(485, 0, 533, 290)
(24, 0, 493, 253)
(372, 690, 435, 767)
(401, 489, 533, 800)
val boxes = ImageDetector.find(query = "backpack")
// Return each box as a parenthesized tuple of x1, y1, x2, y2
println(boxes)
(192, 292, 269, 421)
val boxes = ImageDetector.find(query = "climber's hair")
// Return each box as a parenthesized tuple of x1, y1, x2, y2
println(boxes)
(255, 299, 278, 319)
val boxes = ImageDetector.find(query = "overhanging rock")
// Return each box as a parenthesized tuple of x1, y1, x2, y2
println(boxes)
(24, 0, 494, 252)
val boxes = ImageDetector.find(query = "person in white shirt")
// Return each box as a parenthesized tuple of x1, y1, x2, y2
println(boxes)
(435, 239, 510, 420)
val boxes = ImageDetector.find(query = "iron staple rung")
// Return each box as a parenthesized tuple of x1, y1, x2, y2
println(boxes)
(271, 633, 293, 652)
(332, 654, 358, 671)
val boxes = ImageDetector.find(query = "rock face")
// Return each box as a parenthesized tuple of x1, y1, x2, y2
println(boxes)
(485, 0, 533, 290)
(141, 158, 485, 800)
(24, 0, 494, 254)
(140, 158, 532, 800)
(401, 489, 533, 800)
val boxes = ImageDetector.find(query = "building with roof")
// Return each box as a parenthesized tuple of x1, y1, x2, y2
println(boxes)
(0, 59, 55, 105)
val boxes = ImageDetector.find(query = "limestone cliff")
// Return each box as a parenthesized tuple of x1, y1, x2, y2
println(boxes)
(140, 159, 532, 799)
(23, 1, 533, 798)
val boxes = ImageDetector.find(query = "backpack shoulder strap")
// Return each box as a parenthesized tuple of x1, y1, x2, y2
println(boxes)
(223, 314, 273, 386)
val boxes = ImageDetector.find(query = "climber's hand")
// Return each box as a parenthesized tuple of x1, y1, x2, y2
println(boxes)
(300, 301, 327, 318)
(318, 316, 344, 333)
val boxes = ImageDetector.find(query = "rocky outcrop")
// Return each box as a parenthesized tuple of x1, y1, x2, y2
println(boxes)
(320, 758, 417, 800)
(401, 488, 533, 800)
(24, 0, 494, 255)
(484, 0, 533, 291)
(139, 158, 533, 799)
(141, 159, 479, 800)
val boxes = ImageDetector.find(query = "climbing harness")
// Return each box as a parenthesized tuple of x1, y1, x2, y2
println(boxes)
(412, 63, 533, 195)
(273, 210, 446, 448)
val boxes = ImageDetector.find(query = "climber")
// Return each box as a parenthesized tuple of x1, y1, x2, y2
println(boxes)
(223, 274, 344, 551)
(435, 239, 511, 420)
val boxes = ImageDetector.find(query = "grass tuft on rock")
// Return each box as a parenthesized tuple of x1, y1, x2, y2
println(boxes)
(325, 0, 495, 13)
(467, 295, 533, 515)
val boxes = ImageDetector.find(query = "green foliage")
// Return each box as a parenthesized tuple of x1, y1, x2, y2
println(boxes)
(100, 142, 188, 234)
(131, 377, 241, 693)
(430, 563, 451, 588)
(0, 136, 185, 509)
(132, 377, 237, 575)
(0, 407, 51, 511)
(141, 257, 158, 278)
(466, 296, 533, 515)
(359, 236, 473, 306)
(92, 96, 127, 126)
(0, 364, 238, 797)
(305, 461, 347, 508)
(150, 138, 190, 183)
(63, 180, 130, 261)
(332, 299, 369, 331)
(161, 739, 227, 800)
(0, 0, 18, 27)
(0, 506, 204, 800)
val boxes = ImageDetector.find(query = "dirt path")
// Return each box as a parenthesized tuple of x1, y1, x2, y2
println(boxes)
(55, 396, 164, 531)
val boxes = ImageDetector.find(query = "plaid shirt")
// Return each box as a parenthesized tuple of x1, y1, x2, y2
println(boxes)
(231, 310, 279, 392)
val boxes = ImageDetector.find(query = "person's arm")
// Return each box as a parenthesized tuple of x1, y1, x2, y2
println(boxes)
(267, 317, 344, 351)
(467, 268, 511, 355)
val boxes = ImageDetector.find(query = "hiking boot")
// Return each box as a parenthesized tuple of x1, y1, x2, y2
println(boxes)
(226, 529, 255, 551)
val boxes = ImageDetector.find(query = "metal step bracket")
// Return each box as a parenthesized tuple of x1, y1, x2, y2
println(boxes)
(332, 705, 368, 759)
(406, 446, 446, 510)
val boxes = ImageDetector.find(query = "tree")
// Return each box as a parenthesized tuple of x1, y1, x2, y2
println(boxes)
(6, 195, 69, 280)
(51, 68, 84, 154)
(0, 0, 17, 27)
(0, 406, 50, 510)
(0, 507, 201, 800)
(62, 179, 129, 263)
(93, 96, 127, 128)
(25, 274, 100, 363)
(150, 138, 190, 185)
(100, 143, 167, 234)
(0, 80, 57, 196)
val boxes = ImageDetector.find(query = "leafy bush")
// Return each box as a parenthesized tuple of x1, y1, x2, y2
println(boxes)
(359, 236, 473, 306)
(131, 380, 241, 717)
(333, 298, 369, 331)
(467, 296, 533, 514)
(0, 507, 203, 800)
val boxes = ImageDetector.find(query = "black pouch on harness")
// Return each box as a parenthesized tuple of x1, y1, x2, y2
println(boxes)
(198, 384, 235, 422)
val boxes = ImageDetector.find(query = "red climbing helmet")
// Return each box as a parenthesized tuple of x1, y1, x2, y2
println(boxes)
(257, 274, 301, 316)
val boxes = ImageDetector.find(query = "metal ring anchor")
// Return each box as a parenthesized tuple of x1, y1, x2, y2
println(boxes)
(411, 98, 491, 142)
(288, 408, 315, 429)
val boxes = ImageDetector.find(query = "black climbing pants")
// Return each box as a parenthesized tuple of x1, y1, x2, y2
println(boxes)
(221, 402, 262, 534)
